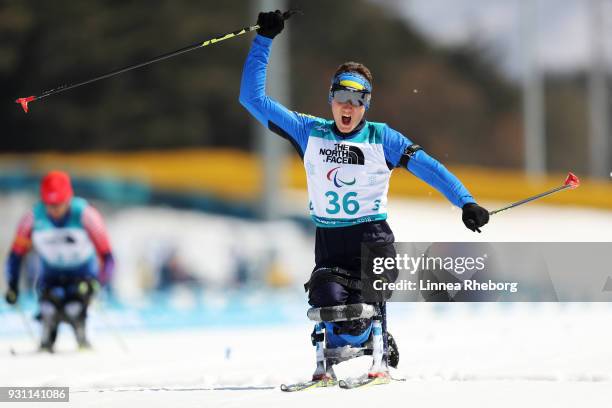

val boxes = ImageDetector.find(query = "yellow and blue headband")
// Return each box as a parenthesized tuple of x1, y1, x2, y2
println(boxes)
(332, 72, 372, 93)
(329, 72, 372, 109)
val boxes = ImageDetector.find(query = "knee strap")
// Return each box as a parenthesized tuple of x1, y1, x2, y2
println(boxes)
(304, 267, 362, 293)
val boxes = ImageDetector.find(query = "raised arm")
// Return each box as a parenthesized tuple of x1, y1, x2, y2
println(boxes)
(239, 12, 318, 157)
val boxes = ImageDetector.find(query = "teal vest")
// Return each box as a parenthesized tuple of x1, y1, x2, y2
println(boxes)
(31, 198, 96, 269)
(303, 120, 391, 227)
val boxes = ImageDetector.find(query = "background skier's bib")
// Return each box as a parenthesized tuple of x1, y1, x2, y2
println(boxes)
(31, 198, 95, 269)
(304, 121, 391, 227)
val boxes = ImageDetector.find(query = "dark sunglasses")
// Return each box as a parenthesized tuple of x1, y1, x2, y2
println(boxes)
(330, 88, 371, 107)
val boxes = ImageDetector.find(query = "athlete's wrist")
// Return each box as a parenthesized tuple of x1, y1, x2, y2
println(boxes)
(254, 34, 274, 46)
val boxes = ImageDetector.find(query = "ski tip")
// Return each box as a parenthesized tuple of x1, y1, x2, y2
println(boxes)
(280, 379, 337, 392)
(339, 375, 392, 389)
(564, 172, 580, 189)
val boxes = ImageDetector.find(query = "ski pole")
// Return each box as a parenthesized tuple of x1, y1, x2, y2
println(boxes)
(2, 295, 38, 353)
(15, 9, 301, 113)
(465, 172, 580, 232)
(0, 306, 17, 355)
(489, 172, 580, 216)
(14, 303, 38, 347)
(93, 292, 129, 353)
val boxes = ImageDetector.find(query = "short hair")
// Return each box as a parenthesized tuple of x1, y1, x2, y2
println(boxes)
(333, 62, 373, 87)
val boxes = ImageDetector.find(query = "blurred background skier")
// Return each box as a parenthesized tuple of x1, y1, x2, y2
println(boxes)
(4, 170, 114, 352)
(240, 11, 489, 379)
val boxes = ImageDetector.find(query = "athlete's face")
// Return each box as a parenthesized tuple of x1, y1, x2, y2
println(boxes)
(45, 202, 70, 220)
(331, 99, 366, 134)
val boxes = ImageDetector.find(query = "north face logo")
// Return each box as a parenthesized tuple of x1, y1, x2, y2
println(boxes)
(319, 144, 365, 165)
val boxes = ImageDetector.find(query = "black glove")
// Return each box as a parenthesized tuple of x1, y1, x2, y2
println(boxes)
(462, 203, 489, 233)
(5, 287, 18, 305)
(256, 10, 285, 39)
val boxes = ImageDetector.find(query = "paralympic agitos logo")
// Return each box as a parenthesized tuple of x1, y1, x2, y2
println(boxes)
(319, 144, 365, 165)
(327, 167, 356, 187)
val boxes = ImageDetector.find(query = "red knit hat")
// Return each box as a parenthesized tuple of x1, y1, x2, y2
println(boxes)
(40, 171, 73, 205)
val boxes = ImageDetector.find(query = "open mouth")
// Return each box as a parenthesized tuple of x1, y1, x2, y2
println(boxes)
(341, 115, 351, 126)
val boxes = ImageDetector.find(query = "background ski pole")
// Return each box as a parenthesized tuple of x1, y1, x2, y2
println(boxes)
(15, 9, 301, 113)
(93, 292, 129, 353)
(15, 303, 37, 344)
(0, 304, 26, 355)
(6, 302, 39, 354)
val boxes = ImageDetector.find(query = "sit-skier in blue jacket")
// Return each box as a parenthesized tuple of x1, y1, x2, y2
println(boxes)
(240, 11, 490, 379)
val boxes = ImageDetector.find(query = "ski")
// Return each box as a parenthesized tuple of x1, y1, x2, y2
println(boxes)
(9, 348, 50, 357)
(280, 378, 337, 392)
(8, 346, 93, 357)
(338, 374, 391, 389)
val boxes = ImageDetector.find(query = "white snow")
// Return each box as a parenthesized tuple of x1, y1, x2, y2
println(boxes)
(1, 303, 612, 407)
(1, 194, 612, 406)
